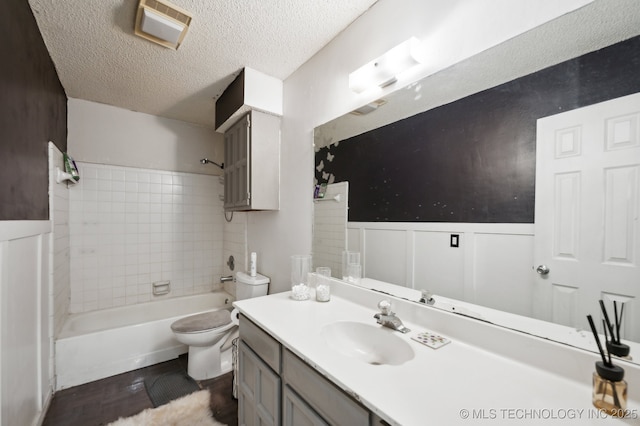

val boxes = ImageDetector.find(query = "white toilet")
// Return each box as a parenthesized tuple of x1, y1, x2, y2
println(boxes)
(170, 271, 269, 380)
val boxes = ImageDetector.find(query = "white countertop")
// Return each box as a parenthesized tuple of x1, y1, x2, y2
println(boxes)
(234, 280, 639, 425)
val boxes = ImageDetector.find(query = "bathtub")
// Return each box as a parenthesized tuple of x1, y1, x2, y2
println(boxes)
(55, 291, 234, 390)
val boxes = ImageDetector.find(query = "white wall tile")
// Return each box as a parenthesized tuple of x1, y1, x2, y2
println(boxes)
(48, 144, 71, 338)
(69, 162, 224, 313)
(312, 182, 348, 278)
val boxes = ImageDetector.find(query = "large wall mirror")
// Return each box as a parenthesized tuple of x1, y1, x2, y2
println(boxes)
(313, 6, 640, 364)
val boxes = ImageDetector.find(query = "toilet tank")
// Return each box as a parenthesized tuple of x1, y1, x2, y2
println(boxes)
(235, 271, 270, 300)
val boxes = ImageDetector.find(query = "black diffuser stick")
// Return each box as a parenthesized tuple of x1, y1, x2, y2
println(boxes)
(611, 300, 620, 343)
(587, 315, 610, 367)
(618, 302, 625, 342)
(602, 319, 612, 365)
(599, 300, 615, 340)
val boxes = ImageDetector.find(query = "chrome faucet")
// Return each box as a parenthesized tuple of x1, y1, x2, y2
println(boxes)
(373, 300, 410, 333)
(420, 289, 435, 305)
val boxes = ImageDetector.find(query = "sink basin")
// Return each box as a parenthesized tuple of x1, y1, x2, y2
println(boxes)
(321, 321, 414, 366)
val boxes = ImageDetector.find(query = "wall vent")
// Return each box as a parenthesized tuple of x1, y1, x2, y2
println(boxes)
(134, 0, 192, 50)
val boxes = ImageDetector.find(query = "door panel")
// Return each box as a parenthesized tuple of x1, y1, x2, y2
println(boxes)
(535, 92, 640, 340)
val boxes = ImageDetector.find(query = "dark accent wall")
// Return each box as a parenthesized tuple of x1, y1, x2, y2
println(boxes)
(316, 36, 640, 223)
(0, 0, 67, 220)
(215, 69, 245, 130)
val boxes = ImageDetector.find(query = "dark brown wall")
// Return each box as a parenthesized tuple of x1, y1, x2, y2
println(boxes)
(0, 0, 67, 220)
(215, 69, 245, 129)
(316, 35, 640, 223)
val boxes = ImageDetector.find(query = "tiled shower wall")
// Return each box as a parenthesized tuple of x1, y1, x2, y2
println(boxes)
(69, 162, 225, 313)
(312, 182, 348, 278)
(223, 211, 248, 287)
(48, 142, 71, 336)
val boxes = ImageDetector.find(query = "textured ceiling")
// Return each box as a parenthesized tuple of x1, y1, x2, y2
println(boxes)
(28, 0, 377, 127)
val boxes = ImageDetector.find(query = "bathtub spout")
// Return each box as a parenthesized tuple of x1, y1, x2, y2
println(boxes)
(220, 275, 234, 283)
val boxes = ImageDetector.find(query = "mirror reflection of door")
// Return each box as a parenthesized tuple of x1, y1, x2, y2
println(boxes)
(534, 92, 640, 341)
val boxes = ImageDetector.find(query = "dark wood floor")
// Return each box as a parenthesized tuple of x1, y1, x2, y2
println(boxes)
(42, 355, 238, 426)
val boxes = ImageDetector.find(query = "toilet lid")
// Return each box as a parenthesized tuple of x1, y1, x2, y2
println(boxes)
(171, 310, 232, 334)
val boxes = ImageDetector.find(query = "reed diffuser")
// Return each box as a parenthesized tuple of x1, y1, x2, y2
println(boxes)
(587, 314, 627, 416)
(599, 300, 630, 358)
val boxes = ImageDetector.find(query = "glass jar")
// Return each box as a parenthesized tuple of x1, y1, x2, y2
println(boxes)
(315, 267, 331, 302)
(290, 255, 312, 300)
(592, 372, 627, 416)
(341, 251, 360, 281)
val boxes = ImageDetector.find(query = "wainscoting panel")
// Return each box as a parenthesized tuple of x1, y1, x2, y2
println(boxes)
(364, 228, 408, 286)
(414, 231, 465, 301)
(0, 221, 51, 426)
(348, 222, 535, 317)
(473, 233, 535, 317)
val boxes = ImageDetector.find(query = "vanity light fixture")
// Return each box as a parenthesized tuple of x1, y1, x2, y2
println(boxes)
(350, 99, 387, 116)
(134, 0, 192, 50)
(348, 37, 423, 93)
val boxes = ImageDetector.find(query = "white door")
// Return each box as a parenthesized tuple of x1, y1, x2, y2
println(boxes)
(534, 92, 640, 342)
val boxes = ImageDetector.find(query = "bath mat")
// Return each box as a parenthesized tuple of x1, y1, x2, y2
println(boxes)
(108, 389, 226, 426)
(144, 371, 201, 408)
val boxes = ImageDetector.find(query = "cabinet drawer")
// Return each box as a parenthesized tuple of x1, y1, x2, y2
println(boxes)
(283, 349, 369, 426)
(239, 315, 281, 373)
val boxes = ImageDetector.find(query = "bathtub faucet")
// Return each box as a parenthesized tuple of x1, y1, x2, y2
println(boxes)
(220, 275, 234, 283)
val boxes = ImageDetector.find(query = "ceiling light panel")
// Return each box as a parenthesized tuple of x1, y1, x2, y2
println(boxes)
(134, 0, 192, 50)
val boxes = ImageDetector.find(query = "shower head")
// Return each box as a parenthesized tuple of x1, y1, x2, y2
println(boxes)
(200, 158, 224, 169)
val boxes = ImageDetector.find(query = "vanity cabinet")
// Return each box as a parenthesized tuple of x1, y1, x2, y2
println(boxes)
(237, 314, 282, 426)
(223, 110, 280, 211)
(238, 341, 281, 426)
(238, 315, 374, 426)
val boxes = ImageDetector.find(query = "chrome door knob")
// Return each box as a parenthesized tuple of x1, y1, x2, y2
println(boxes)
(536, 265, 550, 275)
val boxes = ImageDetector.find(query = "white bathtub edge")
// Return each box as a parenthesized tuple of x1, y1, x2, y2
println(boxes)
(55, 343, 187, 390)
(55, 292, 232, 390)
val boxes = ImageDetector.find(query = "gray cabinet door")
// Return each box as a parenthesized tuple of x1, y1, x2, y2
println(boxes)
(283, 385, 329, 426)
(224, 113, 250, 209)
(238, 341, 280, 426)
(283, 349, 370, 425)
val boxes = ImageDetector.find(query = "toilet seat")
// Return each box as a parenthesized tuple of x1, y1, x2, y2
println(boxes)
(171, 310, 232, 334)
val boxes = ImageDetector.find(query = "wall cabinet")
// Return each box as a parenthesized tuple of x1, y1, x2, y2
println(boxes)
(224, 111, 280, 211)
(238, 315, 375, 426)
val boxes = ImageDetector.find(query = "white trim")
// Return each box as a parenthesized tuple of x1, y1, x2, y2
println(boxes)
(0, 240, 4, 425)
(348, 221, 534, 235)
(0, 221, 51, 242)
